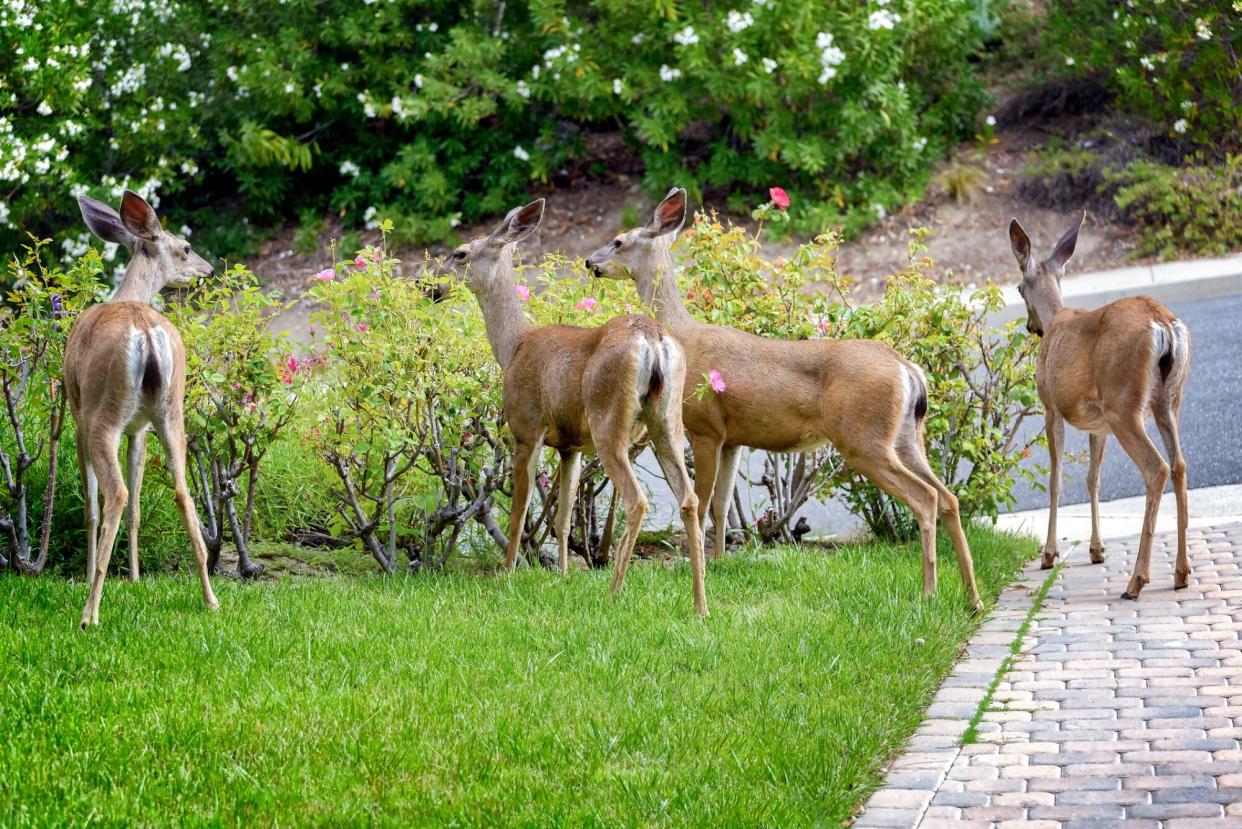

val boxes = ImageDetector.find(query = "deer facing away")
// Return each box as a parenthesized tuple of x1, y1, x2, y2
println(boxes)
(587, 189, 983, 613)
(444, 199, 707, 617)
(1009, 212, 1191, 598)
(67, 191, 219, 628)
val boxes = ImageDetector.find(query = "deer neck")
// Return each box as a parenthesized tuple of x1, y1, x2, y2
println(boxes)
(110, 244, 163, 304)
(1029, 276, 1066, 333)
(635, 238, 694, 331)
(474, 248, 533, 370)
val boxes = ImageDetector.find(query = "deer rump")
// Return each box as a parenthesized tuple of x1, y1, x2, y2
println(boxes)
(503, 315, 677, 453)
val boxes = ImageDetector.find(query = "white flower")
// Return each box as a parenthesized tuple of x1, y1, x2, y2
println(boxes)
(363, 206, 378, 230)
(284, 81, 295, 94)
(0, 202, 9, 225)
(631, 33, 646, 45)
(516, 80, 531, 98)
(339, 160, 361, 177)
(659, 64, 681, 82)
(414, 74, 424, 89)
(227, 65, 239, 82)
(985, 115, 997, 127)
(873, 204, 887, 220)
(1195, 18, 1212, 40)
(180, 159, 199, 176)
(1181, 100, 1193, 112)
(726, 10, 754, 33)
(1140, 56, 1154, 71)
(819, 66, 838, 84)
(612, 78, 624, 95)
(36, 100, 52, 116)
(761, 57, 777, 74)
(1065, 57, 1075, 66)
(391, 96, 407, 119)
(673, 26, 698, 46)
(733, 48, 748, 66)
(179, 226, 192, 238)
(1173, 119, 1188, 134)
(23, 58, 38, 72)
(868, 10, 899, 31)
(513, 145, 530, 161)
(912, 137, 927, 152)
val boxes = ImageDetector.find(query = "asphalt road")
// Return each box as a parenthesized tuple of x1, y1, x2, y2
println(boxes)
(1009, 291, 1242, 510)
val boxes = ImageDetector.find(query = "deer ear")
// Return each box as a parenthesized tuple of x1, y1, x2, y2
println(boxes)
(119, 190, 162, 241)
(1048, 209, 1085, 273)
(78, 196, 135, 248)
(647, 187, 687, 238)
(490, 199, 545, 246)
(1009, 218, 1032, 272)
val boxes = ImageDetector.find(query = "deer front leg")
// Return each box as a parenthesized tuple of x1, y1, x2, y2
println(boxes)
(1042, 410, 1065, 569)
(504, 438, 543, 571)
(690, 437, 722, 560)
(554, 450, 582, 575)
(712, 446, 743, 560)
(125, 431, 148, 582)
(1087, 433, 1107, 564)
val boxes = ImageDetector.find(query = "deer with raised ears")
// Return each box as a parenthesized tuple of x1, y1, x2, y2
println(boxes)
(67, 190, 219, 628)
(586, 188, 983, 613)
(1009, 212, 1191, 599)
(443, 199, 707, 617)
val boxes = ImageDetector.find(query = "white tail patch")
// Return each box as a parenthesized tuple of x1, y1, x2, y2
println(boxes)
(128, 327, 147, 389)
(634, 336, 654, 400)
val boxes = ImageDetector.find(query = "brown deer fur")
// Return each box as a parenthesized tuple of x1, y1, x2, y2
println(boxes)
(1010, 212, 1191, 598)
(445, 199, 707, 616)
(66, 190, 218, 628)
(587, 189, 982, 612)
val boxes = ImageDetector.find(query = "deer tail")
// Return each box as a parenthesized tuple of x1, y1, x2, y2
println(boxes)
(905, 362, 929, 425)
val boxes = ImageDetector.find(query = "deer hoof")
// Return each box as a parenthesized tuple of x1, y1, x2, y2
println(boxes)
(1040, 550, 1058, 569)
(1174, 572, 1191, 591)
(1089, 546, 1106, 564)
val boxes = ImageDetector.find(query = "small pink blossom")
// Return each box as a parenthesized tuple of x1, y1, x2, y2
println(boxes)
(313, 268, 335, 282)
(357, 323, 368, 333)
(769, 186, 790, 210)
(574, 297, 598, 313)
(818, 318, 831, 334)
(354, 254, 367, 269)
(708, 370, 726, 393)
(515, 283, 531, 301)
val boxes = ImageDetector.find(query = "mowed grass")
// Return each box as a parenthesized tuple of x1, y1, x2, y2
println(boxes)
(0, 527, 1034, 828)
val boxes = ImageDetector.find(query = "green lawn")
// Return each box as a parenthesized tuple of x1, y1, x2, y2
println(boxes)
(0, 528, 1034, 827)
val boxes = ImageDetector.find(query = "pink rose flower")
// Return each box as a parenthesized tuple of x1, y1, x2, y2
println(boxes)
(574, 297, 598, 312)
(357, 323, 368, 333)
(354, 254, 367, 269)
(708, 370, 726, 393)
(515, 283, 531, 301)
(769, 187, 790, 210)
(312, 268, 335, 282)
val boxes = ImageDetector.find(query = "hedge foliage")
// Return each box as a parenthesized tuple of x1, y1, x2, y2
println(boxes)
(2, 0, 992, 258)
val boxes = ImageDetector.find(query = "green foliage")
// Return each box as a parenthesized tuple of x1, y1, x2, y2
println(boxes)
(1042, 0, 1240, 148)
(1106, 155, 1242, 260)
(2, 0, 992, 257)
(0, 526, 1035, 826)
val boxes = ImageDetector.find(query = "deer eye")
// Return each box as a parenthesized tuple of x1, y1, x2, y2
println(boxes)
(183, 245, 191, 256)
(612, 239, 622, 250)
(452, 250, 467, 261)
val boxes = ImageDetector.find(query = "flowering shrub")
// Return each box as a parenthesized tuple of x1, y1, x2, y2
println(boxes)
(1042, 0, 1240, 148)
(1106, 156, 1242, 259)
(165, 265, 303, 578)
(2, 0, 991, 257)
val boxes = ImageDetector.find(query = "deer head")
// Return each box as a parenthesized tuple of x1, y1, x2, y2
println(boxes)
(79, 191, 212, 299)
(1008, 210, 1085, 337)
(585, 187, 687, 280)
(444, 199, 544, 293)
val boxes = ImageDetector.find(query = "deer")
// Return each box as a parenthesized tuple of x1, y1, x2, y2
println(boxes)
(586, 188, 983, 613)
(67, 190, 219, 628)
(442, 199, 707, 616)
(1009, 212, 1191, 599)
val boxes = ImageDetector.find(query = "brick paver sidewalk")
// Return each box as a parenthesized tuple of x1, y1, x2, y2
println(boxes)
(855, 522, 1242, 828)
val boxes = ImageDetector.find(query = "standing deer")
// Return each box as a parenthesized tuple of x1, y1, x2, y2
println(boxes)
(67, 190, 219, 627)
(1009, 212, 1191, 598)
(443, 199, 707, 616)
(586, 189, 983, 612)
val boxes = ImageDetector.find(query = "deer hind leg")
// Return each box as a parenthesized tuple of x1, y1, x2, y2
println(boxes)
(1108, 413, 1169, 600)
(1154, 406, 1190, 589)
(76, 425, 99, 587)
(648, 422, 707, 617)
(1042, 410, 1066, 569)
(124, 431, 148, 583)
(504, 437, 543, 572)
(82, 432, 126, 629)
(1087, 434, 1108, 564)
(589, 399, 647, 596)
(689, 437, 723, 560)
(155, 421, 219, 611)
(847, 448, 941, 601)
(554, 450, 582, 575)
(897, 431, 984, 614)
